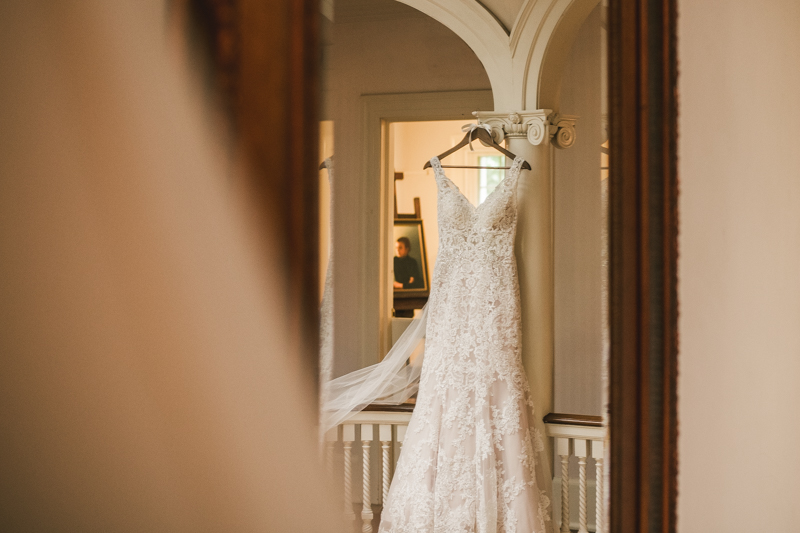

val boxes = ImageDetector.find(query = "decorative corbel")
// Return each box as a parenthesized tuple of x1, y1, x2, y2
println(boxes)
(472, 110, 579, 149)
(550, 113, 578, 149)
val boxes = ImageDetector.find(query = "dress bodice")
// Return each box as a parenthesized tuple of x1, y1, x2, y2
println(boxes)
(430, 155, 523, 275)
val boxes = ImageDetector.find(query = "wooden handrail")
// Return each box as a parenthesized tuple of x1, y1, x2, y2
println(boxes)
(361, 406, 603, 425)
(543, 413, 603, 428)
(363, 402, 415, 413)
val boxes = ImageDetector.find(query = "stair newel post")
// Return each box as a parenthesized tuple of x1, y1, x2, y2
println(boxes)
(324, 427, 337, 479)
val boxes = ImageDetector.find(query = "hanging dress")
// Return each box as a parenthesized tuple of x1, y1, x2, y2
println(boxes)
(378, 156, 553, 533)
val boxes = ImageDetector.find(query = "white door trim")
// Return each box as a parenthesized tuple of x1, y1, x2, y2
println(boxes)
(358, 90, 493, 365)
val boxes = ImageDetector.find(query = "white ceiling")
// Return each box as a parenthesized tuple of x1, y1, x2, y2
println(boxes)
(332, 0, 527, 34)
(335, 0, 427, 24)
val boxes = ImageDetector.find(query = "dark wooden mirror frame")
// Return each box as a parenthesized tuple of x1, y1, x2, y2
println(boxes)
(178, 0, 679, 530)
(608, 1, 678, 531)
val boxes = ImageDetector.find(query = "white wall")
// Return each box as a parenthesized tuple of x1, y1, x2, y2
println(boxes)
(324, 0, 491, 375)
(678, 1, 800, 530)
(553, 5, 604, 417)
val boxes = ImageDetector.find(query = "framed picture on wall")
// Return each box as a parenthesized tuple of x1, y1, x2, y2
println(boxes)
(393, 219, 430, 298)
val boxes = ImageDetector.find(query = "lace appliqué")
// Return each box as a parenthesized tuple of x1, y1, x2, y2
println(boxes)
(379, 157, 553, 533)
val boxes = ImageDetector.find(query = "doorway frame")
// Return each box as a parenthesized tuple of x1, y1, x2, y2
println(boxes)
(359, 90, 493, 362)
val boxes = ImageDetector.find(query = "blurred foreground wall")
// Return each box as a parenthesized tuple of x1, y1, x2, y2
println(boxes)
(0, 1, 341, 531)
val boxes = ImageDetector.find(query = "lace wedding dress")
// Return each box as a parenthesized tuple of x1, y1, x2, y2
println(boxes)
(378, 156, 553, 533)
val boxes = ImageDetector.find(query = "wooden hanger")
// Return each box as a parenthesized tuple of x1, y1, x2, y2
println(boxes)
(423, 127, 531, 171)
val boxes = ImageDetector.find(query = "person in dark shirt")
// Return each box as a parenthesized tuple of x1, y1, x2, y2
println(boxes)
(393, 237, 423, 289)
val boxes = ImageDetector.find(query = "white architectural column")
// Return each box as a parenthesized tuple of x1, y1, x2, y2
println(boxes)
(475, 111, 578, 459)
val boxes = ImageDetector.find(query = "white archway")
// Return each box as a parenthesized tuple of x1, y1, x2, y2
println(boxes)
(392, 0, 512, 106)
(514, 0, 601, 110)
(395, 0, 600, 111)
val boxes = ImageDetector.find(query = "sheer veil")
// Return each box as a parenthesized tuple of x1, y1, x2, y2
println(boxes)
(320, 305, 427, 434)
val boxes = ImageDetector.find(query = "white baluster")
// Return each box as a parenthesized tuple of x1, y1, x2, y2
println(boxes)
(379, 424, 392, 504)
(343, 424, 356, 521)
(557, 437, 572, 533)
(324, 427, 337, 479)
(592, 440, 605, 533)
(575, 438, 589, 533)
(396, 425, 407, 453)
(395, 424, 407, 472)
(361, 424, 374, 533)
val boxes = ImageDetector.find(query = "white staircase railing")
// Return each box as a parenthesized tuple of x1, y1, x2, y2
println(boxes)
(326, 407, 606, 533)
(324, 407, 413, 533)
(544, 413, 607, 533)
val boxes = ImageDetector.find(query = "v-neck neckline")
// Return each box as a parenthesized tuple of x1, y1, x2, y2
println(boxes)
(430, 156, 521, 213)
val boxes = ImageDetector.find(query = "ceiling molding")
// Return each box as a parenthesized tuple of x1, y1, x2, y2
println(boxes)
(475, 0, 510, 36)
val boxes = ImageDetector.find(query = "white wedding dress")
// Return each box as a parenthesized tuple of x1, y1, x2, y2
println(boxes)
(378, 156, 553, 533)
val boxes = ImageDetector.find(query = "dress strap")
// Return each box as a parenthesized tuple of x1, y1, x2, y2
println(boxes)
(429, 156, 448, 189)
(501, 155, 525, 189)
(510, 156, 525, 177)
